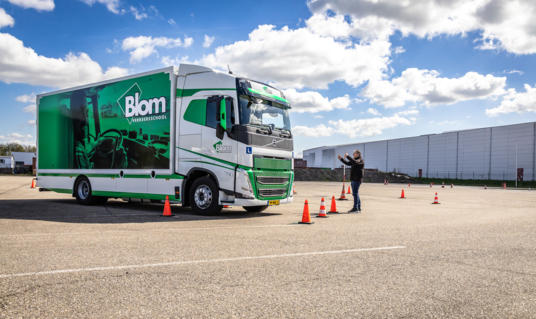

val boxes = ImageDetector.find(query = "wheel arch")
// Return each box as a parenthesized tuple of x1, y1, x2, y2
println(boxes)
(182, 168, 220, 207)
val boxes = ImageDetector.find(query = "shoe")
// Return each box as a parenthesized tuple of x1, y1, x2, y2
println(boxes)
(348, 208, 358, 213)
(358, 207, 362, 213)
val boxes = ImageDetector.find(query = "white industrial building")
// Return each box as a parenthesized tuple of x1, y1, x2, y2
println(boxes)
(303, 121, 536, 181)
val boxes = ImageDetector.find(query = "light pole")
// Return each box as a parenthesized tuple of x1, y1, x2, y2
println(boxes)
(516, 140, 518, 188)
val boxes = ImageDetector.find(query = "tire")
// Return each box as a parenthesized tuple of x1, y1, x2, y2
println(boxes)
(189, 177, 222, 216)
(74, 177, 101, 205)
(243, 206, 269, 213)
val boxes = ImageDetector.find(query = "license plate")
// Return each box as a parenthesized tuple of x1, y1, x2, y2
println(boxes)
(268, 200, 280, 206)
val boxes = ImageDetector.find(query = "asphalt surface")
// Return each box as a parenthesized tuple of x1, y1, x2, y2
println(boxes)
(1, 176, 535, 318)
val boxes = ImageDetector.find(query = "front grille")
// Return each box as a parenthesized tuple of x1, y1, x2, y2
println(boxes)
(258, 188, 287, 197)
(257, 176, 289, 185)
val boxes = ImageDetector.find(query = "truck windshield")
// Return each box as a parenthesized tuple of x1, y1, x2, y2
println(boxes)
(238, 95, 291, 132)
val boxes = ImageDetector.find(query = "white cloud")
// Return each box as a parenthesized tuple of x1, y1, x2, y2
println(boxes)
(79, 0, 120, 14)
(503, 69, 524, 75)
(203, 35, 215, 48)
(307, 0, 536, 55)
(0, 33, 128, 88)
(130, 6, 146, 20)
(161, 55, 191, 66)
(394, 46, 405, 54)
(27, 120, 36, 126)
(7, 0, 54, 11)
(293, 114, 414, 138)
(360, 68, 506, 108)
(122, 35, 192, 63)
(292, 124, 334, 137)
(436, 120, 457, 125)
(16, 93, 35, 103)
(366, 108, 381, 116)
(486, 84, 536, 116)
(313, 115, 324, 118)
(168, 19, 176, 26)
(328, 115, 414, 138)
(395, 109, 419, 116)
(183, 36, 193, 48)
(0, 8, 15, 28)
(0, 132, 34, 145)
(200, 24, 391, 90)
(23, 104, 36, 113)
(283, 89, 351, 113)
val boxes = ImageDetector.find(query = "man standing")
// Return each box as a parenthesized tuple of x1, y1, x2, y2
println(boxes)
(338, 150, 365, 213)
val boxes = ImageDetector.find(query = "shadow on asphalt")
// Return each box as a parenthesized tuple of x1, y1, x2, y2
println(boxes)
(0, 198, 281, 223)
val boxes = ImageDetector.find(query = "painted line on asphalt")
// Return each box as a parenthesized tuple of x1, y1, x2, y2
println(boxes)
(0, 246, 406, 278)
(0, 224, 298, 237)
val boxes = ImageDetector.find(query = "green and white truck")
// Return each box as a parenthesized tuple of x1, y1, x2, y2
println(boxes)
(36, 64, 294, 215)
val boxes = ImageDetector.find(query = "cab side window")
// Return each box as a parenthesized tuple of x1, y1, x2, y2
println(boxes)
(206, 98, 218, 129)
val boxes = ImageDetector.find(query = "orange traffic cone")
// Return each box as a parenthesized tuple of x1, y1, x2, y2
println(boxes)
(387, 181, 389, 185)
(430, 183, 432, 187)
(503, 183, 506, 189)
(328, 196, 339, 214)
(400, 189, 406, 199)
(442, 181, 445, 188)
(317, 197, 329, 218)
(432, 193, 440, 204)
(484, 185, 487, 189)
(348, 186, 351, 194)
(30, 179, 36, 188)
(408, 183, 411, 187)
(160, 196, 175, 217)
(338, 185, 348, 201)
(293, 184, 297, 194)
(223, 205, 232, 208)
(299, 200, 314, 224)
(384, 179, 386, 185)
(451, 183, 453, 188)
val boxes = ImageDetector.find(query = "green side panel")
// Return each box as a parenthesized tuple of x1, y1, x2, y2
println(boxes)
(92, 191, 177, 201)
(38, 96, 73, 169)
(247, 88, 289, 104)
(38, 72, 172, 170)
(183, 99, 206, 125)
(254, 158, 292, 170)
(219, 99, 227, 130)
(177, 88, 236, 97)
(38, 173, 184, 179)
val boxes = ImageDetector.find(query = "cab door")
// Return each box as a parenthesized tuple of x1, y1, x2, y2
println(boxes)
(201, 95, 238, 193)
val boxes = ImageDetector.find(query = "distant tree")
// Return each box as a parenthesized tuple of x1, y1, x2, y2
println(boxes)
(23, 145, 36, 153)
(0, 142, 26, 156)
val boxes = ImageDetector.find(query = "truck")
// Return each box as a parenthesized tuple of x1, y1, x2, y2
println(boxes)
(36, 64, 294, 215)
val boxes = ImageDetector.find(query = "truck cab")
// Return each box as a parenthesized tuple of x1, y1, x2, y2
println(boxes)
(177, 65, 294, 215)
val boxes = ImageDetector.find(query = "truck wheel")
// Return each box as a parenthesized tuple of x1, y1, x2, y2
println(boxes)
(189, 177, 222, 216)
(75, 177, 101, 205)
(243, 206, 269, 213)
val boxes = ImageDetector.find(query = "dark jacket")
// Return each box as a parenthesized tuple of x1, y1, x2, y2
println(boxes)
(340, 155, 365, 182)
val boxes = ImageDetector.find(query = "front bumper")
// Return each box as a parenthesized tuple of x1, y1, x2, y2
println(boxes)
(233, 196, 293, 207)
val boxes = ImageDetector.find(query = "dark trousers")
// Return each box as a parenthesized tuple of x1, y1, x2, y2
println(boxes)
(351, 181, 361, 210)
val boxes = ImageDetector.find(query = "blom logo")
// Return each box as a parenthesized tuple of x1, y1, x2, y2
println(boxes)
(118, 83, 168, 124)
(125, 92, 166, 117)
(213, 141, 232, 153)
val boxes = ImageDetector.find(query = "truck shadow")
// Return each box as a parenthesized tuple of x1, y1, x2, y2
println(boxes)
(0, 198, 281, 224)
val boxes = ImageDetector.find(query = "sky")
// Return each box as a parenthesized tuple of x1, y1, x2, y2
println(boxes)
(1, 0, 536, 156)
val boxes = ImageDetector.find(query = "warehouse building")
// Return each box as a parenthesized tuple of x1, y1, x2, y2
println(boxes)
(303, 121, 536, 181)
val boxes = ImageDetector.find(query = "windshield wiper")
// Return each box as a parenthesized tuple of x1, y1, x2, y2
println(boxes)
(253, 124, 272, 135)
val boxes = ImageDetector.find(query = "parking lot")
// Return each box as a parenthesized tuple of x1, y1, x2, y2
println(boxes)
(1, 175, 535, 318)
